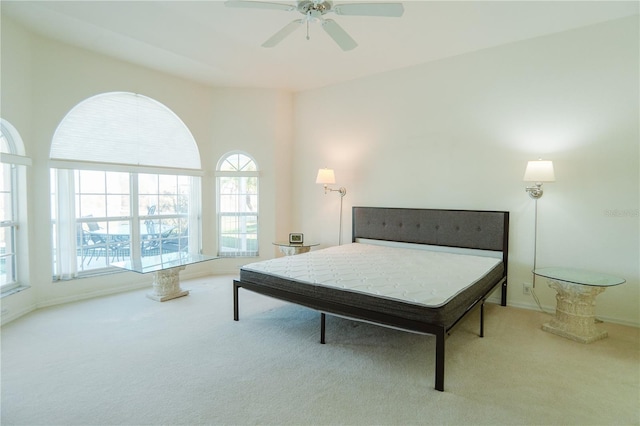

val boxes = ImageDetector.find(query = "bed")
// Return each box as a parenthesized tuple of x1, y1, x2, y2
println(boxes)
(233, 207, 509, 391)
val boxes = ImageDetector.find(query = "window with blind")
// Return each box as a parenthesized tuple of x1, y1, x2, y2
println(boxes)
(1, 119, 31, 294)
(50, 92, 202, 279)
(217, 152, 258, 257)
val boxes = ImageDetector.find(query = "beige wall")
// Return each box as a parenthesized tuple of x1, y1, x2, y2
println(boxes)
(0, 16, 293, 322)
(293, 16, 639, 326)
(2, 14, 638, 327)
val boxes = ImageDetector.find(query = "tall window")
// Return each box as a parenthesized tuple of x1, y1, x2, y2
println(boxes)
(50, 92, 202, 279)
(1, 119, 30, 293)
(217, 152, 258, 257)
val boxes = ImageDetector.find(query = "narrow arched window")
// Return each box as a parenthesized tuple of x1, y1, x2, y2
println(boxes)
(216, 152, 258, 257)
(1, 119, 31, 294)
(50, 92, 202, 279)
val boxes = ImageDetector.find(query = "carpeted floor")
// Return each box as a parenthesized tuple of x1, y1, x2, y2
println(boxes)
(1, 275, 638, 425)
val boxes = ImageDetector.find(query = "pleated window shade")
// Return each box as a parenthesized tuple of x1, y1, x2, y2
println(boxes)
(50, 92, 200, 171)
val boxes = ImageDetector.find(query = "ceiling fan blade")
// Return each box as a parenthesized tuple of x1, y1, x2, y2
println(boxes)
(224, 1, 296, 12)
(321, 19, 358, 51)
(262, 19, 304, 47)
(333, 3, 404, 17)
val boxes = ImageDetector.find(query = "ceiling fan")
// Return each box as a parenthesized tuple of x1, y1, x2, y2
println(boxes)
(224, 0, 404, 51)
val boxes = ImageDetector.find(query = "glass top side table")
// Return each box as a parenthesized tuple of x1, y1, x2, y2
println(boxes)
(272, 241, 319, 256)
(533, 267, 626, 343)
(113, 253, 219, 302)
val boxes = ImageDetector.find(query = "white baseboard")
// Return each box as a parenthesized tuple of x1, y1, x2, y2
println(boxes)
(36, 281, 150, 310)
(36, 271, 214, 311)
(1, 303, 37, 326)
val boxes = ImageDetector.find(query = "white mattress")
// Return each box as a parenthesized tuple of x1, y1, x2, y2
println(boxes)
(242, 243, 501, 308)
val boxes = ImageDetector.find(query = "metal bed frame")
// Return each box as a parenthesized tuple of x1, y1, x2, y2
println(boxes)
(233, 207, 509, 392)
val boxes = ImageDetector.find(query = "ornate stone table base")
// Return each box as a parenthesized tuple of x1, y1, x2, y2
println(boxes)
(147, 266, 189, 302)
(113, 253, 217, 302)
(272, 242, 319, 256)
(542, 279, 607, 343)
(278, 245, 311, 256)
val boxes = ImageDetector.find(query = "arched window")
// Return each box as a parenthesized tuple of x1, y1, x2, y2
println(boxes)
(216, 152, 258, 257)
(50, 92, 202, 279)
(1, 119, 31, 294)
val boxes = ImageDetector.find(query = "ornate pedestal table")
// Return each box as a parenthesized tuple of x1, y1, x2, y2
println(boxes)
(114, 253, 218, 302)
(272, 241, 319, 256)
(533, 267, 625, 343)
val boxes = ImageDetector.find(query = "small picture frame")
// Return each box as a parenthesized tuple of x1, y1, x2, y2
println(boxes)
(289, 233, 304, 244)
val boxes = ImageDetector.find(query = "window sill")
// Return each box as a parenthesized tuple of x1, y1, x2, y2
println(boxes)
(54, 267, 124, 282)
(1, 284, 31, 298)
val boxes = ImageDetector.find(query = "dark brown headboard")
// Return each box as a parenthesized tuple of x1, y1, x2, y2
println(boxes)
(352, 207, 508, 251)
(353, 207, 509, 251)
(352, 206, 509, 304)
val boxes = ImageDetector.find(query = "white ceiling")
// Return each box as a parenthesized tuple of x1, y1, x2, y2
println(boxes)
(2, 1, 638, 91)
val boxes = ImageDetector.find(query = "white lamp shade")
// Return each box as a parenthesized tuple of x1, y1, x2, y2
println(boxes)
(316, 168, 336, 184)
(523, 160, 555, 182)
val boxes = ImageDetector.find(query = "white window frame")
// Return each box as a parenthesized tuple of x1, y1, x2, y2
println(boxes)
(216, 152, 259, 257)
(50, 92, 202, 280)
(1, 119, 31, 295)
(51, 169, 201, 278)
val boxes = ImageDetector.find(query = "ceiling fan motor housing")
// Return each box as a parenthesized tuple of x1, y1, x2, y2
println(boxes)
(298, 0, 333, 15)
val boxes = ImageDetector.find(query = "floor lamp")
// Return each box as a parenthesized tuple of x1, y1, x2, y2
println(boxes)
(524, 159, 556, 288)
(316, 168, 347, 245)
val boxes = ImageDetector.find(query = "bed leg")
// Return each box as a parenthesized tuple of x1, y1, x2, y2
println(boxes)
(435, 328, 445, 392)
(320, 313, 326, 344)
(233, 282, 240, 321)
(480, 302, 485, 338)
(501, 280, 507, 306)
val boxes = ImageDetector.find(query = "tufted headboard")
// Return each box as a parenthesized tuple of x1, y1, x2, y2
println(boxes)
(352, 206, 509, 254)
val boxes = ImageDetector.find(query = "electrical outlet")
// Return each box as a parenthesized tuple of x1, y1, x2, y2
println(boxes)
(523, 282, 533, 295)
